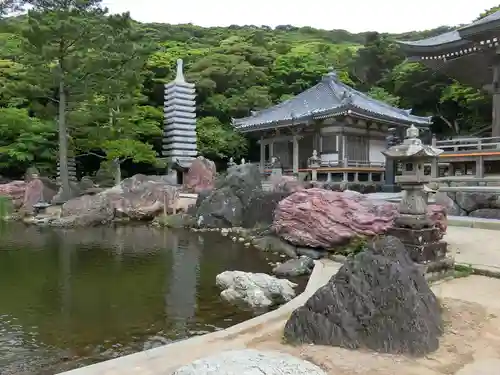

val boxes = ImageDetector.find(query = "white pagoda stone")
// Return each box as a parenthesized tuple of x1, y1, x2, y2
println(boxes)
(162, 59, 198, 166)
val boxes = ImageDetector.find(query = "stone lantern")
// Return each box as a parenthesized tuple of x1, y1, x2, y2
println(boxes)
(308, 150, 321, 181)
(382, 125, 447, 263)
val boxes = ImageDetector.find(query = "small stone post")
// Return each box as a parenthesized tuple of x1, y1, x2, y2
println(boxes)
(269, 156, 282, 179)
(308, 150, 321, 182)
(228, 157, 236, 168)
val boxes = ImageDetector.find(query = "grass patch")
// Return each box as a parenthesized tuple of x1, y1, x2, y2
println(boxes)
(331, 236, 368, 256)
(453, 264, 474, 278)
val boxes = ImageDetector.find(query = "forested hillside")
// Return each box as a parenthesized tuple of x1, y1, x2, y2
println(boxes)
(0, 1, 497, 179)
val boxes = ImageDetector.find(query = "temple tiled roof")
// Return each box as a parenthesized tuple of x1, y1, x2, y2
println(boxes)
(398, 30, 463, 48)
(232, 71, 432, 132)
(398, 10, 500, 53)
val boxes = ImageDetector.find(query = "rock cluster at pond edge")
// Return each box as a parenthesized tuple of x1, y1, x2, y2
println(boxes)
(283, 236, 443, 355)
(51, 174, 179, 226)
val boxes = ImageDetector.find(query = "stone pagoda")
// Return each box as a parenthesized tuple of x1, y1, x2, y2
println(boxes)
(383, 125, 447, 263)
(397, 11, 500, 136)
(57, 156, 77, 183)
(163, 59, 197, 182)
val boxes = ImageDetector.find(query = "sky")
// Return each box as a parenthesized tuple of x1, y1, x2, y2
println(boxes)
(102, 0, 500, 33)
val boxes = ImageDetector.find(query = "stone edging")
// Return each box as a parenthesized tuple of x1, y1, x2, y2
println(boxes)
(448, 216, 500, 231)
(57, 259, 342, 375)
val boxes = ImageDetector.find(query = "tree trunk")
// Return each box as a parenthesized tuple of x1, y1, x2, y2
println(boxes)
(113, 158, 121, 185)
(58, 78, 71, 201)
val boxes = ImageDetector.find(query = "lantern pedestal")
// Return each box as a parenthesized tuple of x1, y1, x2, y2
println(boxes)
(386, 227, 447, 263)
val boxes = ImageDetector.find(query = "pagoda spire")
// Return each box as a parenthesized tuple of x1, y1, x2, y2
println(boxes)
(174, 58, 185, 83)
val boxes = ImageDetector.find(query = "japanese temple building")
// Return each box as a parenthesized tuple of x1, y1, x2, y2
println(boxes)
(398, 10, 500, 178)
(232, 70, 431, 183)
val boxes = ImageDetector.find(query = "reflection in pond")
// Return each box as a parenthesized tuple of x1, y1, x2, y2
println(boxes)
(0, 223, 276, 374)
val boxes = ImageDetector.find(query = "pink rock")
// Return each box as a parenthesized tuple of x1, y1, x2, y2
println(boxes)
(0, 180, 26, 208)
(272, 188, 448, 248)
(22, 178, 57, 214)
(60, 174, 180, 225)
(184, 156, 216, 193)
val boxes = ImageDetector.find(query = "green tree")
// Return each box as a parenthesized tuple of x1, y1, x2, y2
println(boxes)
(196, 117, 247, 160)
(351, 32, 404, 91)
(21, 0, 150, 198)
(367, 86, 400, 107)
(0, 107, 57, 174)
(71, 94, 163, 183)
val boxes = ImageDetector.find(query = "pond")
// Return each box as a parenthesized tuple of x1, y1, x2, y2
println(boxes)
(0, 223, 285, 374)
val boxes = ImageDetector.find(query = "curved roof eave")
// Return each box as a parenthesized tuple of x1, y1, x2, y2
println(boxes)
(396, 30, 471, 54)
(458, 10, 500, 38)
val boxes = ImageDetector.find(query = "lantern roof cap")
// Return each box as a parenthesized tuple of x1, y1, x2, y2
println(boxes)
(382, 125, 443, 159)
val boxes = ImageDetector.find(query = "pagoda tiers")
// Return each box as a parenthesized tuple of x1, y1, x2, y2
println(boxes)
(57, 157, 77, 182)
(163, 59, 197, 182)
(397, 10, 500, 137)
(232, 70, 431, 184)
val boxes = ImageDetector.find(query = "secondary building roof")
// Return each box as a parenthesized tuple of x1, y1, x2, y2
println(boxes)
(397, 11, 500, 89)
(232, 71, 432, 133)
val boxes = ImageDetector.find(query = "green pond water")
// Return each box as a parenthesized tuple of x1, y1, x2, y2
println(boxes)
(0, 223, 286, 374)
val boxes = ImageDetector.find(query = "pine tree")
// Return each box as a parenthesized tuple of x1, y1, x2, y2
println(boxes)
(21, 0, 149, 199)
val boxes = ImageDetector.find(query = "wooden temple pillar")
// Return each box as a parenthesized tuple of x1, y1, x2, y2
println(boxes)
(292, 135, 299, 175)
(493, 52, 500, 138)
(431, 135, 439, 178)
(259, 136, 265, 173)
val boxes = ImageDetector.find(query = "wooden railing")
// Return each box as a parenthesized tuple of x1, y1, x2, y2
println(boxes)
(319, 160, 385, 168)
(435, 136, 500, 153)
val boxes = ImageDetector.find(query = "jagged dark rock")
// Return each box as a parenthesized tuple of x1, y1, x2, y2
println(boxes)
(194, 164, 262, 228)
(283, 236, 443, 356)
(243, 191, 291, 228)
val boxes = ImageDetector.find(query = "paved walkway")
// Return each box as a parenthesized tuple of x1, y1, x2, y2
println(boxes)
(446, 226, 500, 273)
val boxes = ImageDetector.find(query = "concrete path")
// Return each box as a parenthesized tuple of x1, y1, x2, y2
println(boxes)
(445, 226, 500, 274)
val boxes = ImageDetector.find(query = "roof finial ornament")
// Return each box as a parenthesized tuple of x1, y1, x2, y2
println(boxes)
(175, 58, 185, 83)
(326, 67, 338, 80)
(406, 124, 420, 139)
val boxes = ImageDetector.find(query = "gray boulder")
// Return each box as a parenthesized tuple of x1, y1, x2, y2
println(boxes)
(195, 164, 262, 228)
(296, 247, 327, 260)
(273, 256, 314, 277)
(252, 235, 298, 258)
(172, 349, 327, 375)
(216, 270, 297, 310)
(283, 236, 443, 356)
(55, 194, 115, 227)
(243, 191, 291, 228)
